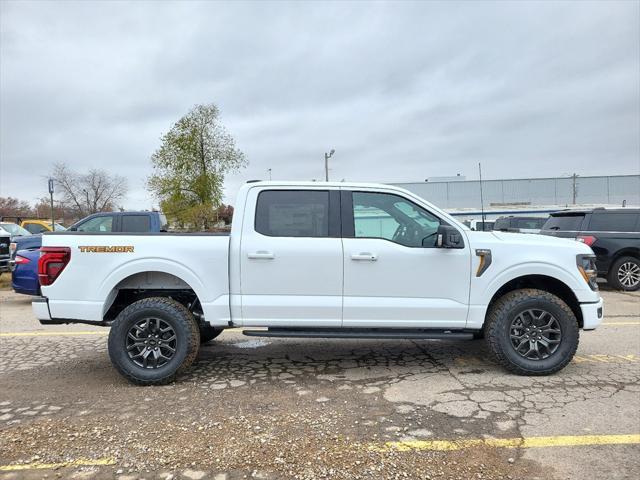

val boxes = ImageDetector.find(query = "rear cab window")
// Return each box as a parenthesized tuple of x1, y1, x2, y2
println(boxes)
(255, 190, 331, 237)
(121, 215, 151, 232)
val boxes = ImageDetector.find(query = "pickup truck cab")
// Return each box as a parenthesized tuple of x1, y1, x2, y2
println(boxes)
(33, 182, 603, 384)
(67, 211, 168, 233)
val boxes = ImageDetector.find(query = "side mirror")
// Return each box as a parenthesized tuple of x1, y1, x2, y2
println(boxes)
(68, 226, 77, 231)
(436, 225, 464, 249)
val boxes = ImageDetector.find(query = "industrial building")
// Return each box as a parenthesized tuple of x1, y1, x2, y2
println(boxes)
(392, 174, 640, 224)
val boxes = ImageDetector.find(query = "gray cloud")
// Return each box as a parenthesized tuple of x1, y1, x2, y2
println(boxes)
(1, 0, 638, 209)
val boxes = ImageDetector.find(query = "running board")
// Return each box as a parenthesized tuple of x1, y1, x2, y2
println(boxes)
(242, 328, 474, 340)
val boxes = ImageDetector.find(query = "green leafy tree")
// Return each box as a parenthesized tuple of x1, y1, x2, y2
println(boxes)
(148, 104, 246, 229)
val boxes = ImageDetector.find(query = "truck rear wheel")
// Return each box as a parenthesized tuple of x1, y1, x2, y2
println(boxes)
(108, 297, 200, 385)
(199, 324, 223, 343)
(485, 289, 579, 375)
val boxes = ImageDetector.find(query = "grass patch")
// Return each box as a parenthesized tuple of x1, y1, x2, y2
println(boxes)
(0, 273, 12, 290)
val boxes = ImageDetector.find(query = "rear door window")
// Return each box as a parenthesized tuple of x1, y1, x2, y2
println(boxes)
(255, 190, 330, 237)
(121, 215, 151, 232)
(588, 213, 639, 232)
(542, 214, 585, 232)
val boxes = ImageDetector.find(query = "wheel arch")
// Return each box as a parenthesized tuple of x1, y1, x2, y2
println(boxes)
(609, 248, 640, 266)
(99, 260, 208, 321)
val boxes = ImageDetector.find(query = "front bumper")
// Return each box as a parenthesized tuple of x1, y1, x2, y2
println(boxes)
(0, 257, 10, 272)
(581, 297, 604, 330)
(32, 296, 52, 322)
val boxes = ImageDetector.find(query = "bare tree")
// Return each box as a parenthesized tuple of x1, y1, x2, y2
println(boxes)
(0, 197, 33, 218)
(52, 163, 127, 217)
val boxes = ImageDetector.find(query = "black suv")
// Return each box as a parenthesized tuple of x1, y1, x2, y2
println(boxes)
(540, 208, 640, 291)
(493, 216, 548, 233)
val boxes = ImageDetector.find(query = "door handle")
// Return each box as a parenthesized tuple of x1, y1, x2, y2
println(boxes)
(351, 253, 378, 261)
(248, 251, 275, 260)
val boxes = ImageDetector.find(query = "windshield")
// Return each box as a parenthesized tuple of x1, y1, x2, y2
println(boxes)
(0, 223, 32, 236)
(53, 223, 67, 231)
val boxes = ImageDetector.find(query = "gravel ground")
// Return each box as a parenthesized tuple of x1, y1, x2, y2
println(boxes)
(0, 286, 638, 479)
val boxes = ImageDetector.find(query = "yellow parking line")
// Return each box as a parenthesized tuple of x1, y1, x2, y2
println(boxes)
(603, 321, 640, 326)
(0, 457, 115, 471)
(0, 331, 108, 337)
(372, 434, 640, 452)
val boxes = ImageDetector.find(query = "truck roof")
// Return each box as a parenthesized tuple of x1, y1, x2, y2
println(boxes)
(244, 180, 407, 189)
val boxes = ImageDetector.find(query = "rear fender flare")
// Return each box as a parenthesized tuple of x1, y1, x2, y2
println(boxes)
(98, 258, 208, 317)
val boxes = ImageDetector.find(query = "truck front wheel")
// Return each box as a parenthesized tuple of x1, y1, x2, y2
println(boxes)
(485, 289, 579, 375)
(108, 297, 200, 385)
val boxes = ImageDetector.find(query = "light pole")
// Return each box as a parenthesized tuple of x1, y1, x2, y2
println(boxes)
(324, 149, 335, 182)
(267, 168, 272, 181)
(48, 178, 55, 229)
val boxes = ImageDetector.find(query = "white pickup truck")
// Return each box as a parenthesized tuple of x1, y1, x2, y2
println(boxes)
(33, 181, 603, 384)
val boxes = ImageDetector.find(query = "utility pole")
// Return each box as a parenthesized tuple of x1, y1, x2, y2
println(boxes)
(324, 149, 335, 181)
(267, 168, 272, 181)
(571, 173, 578, 204)
(478, 163, 486, 231)
(48, 178, 55, 229)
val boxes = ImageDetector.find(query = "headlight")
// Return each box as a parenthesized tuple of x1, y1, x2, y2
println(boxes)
(577, 254, 598, 291)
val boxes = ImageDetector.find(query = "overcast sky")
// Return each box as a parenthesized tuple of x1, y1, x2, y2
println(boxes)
(1, 0, 639, 209)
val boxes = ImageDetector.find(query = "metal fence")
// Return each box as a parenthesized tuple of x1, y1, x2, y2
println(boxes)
(392, 175, 640, 209)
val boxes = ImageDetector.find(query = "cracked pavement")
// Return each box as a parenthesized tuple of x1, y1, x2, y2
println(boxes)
(0, 287, 638, 479)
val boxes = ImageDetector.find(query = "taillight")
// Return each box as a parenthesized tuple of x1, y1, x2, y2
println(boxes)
(38, 247, 71, 286)
(14, 255, 31, 265)
(576, 235, 597, 247)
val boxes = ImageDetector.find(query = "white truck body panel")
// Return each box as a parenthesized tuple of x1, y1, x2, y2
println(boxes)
(40, 234, 231, 326)
(36, 181, 603, 332)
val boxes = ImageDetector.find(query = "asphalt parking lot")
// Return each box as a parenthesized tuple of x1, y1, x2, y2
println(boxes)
(0, 286, 638, 480)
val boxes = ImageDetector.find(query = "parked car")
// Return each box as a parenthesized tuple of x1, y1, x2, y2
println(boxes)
(0, 217, 66, 235)
(10, 210, 168, 296)
(463, 219, 495, 231)
(67, 211, 168, 233)
(11, 249, 40, 295)
(0, 232, 10, 273)
(493, 216, 548, 234)
(541, 208, 640, 291)
(0, 222, 32, 239)
(33, 181, 603, 384)
(0, 222, 34, 263)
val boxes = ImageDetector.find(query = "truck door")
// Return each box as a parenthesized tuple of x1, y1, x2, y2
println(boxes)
(341, 189, 471, 328)
(239, 188, 343, 327)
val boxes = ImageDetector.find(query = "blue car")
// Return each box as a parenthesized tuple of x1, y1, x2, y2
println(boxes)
(12, 249, 40, 296)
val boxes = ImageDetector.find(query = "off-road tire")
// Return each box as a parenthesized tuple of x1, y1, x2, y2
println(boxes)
(199, 324, 223, 343)
(108, 297, 200, 385)
(485, 288, 579, 375)
(607, 256, 640, 291)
